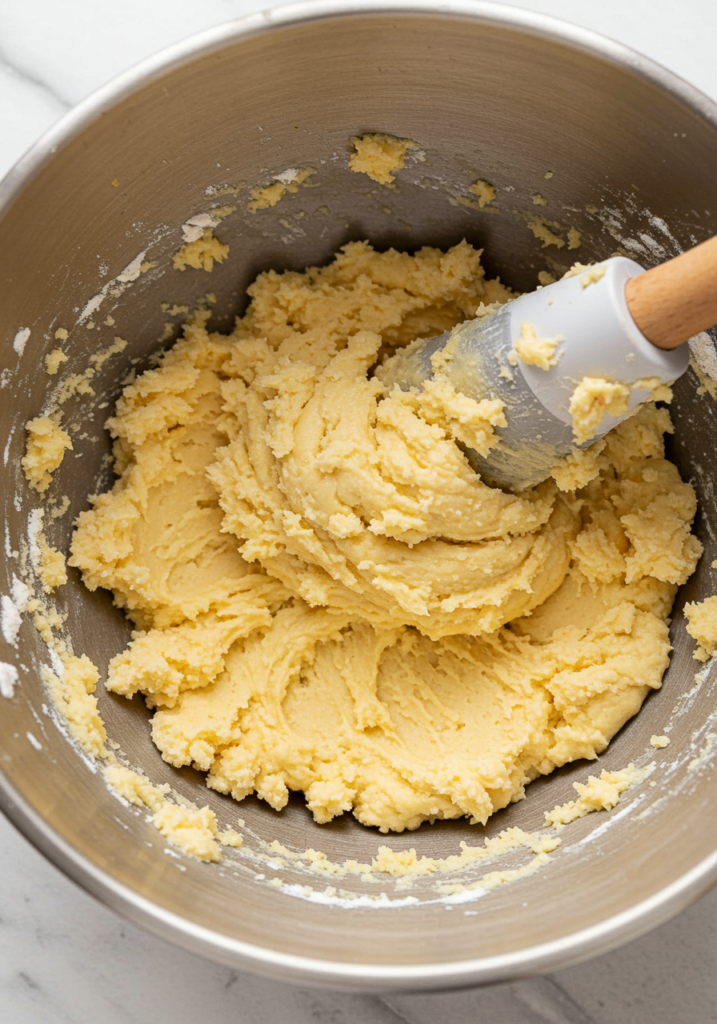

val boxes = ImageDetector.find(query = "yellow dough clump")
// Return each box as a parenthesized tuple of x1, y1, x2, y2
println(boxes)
(41, 652, 107, 758)
(581, 264, 607, 288)
(569, 375, 675, 446)
(70, 240, 702, 834)
(104, 763, 243, 861)
(23, 416, 73, 492)
(173, 229, 229, 272)
(45, 348, 69, 374)
(349, 133, 416, 184)
(684, 595, 717, 661)
(513, 321, 560, 370)
(544, 764, 643, 826)
(248, 168, 315, 211)
(569, 377, 631, 444)
(527, 215, 565, 250)
(469, 179, 496, 208)
(34, 533, 67, 592)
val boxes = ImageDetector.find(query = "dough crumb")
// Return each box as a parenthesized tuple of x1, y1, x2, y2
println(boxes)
(55, 327, 68, 341)
(349, 133, 416, 184)
(562, 262, 591, 280)
(45, 348, 69, 375)
(532, 193, 547, 206)
(634, 376, 673, 404)
(50, 495, 71, 520)
(454, 193, 500, 215)
(104, 763, 239, 861)
(152, 803, 222, 862)
(45, 337, 128, 408)
(538, 270, 556, 286)
(685, 596, 717, 661)
(90, 336, 128, 371)
(22, 416, 73, 492)
(651, 734, 670, 748)
(581, 264, 606, 288)
(31, 527, 67, 593)
(545, 764, 643, 827)
(269, 827, 559, 882)
(180, 207, 235, 244)
(248, 168, 314, 211)
(104, 763, 169, 812)
(568, 371, 674, 445)
(527, 215, 565, 249)
(55, 372, 95, 404)
(513, 320, 560, 370)
(437, 834, 561, 895)
(173, 230, 229, 272)
(373, 828, 559, 879)
(569, 377, 630, 444)
(469, 179, 497, 208)
(218, 829, 244, 849)
(567, 227, 582, 250)
(25, 595, 62, 645)
(41, 653, 107, 758)
(550, 438, 605, 491)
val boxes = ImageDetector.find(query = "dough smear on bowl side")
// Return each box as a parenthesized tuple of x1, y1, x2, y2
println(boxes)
(62, 238, 701, 836)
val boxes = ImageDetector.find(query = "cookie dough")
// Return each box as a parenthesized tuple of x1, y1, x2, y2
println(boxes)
(70, 240, 702, 833)
(544, 764, 644, 826)
(569, 376, 675, 444)
(29, 510, 67, 593)
(349, 133, 416, 184)
(569, 377, 631, 444)
(173, 230, 228, 272)
(685, 595, 717, 661)
(248, 168, 315, 211)
(23, 416, 72, 492)
(104, 764, 242, 862)
(45, 348, 68, 375)
(469, 179, 496, 208)
(513, 321, 560, 370)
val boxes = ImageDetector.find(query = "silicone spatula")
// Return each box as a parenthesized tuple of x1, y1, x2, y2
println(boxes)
(381, 235, 717, 490)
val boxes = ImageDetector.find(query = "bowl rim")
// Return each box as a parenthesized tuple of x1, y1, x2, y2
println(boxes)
(2, 0, 717, 992)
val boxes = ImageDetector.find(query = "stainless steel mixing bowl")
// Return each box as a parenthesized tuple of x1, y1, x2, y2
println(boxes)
(2, 0, 717, 992)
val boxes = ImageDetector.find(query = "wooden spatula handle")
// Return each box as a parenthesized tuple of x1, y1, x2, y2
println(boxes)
(625, 234, 717, 350)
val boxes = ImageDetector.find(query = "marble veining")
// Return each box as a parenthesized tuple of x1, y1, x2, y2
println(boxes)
(0, 43, 73, 111)
(2, 0, 717, 1021)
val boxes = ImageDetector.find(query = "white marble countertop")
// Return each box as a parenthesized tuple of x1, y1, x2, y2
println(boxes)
(2, 0, 717, 1021)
